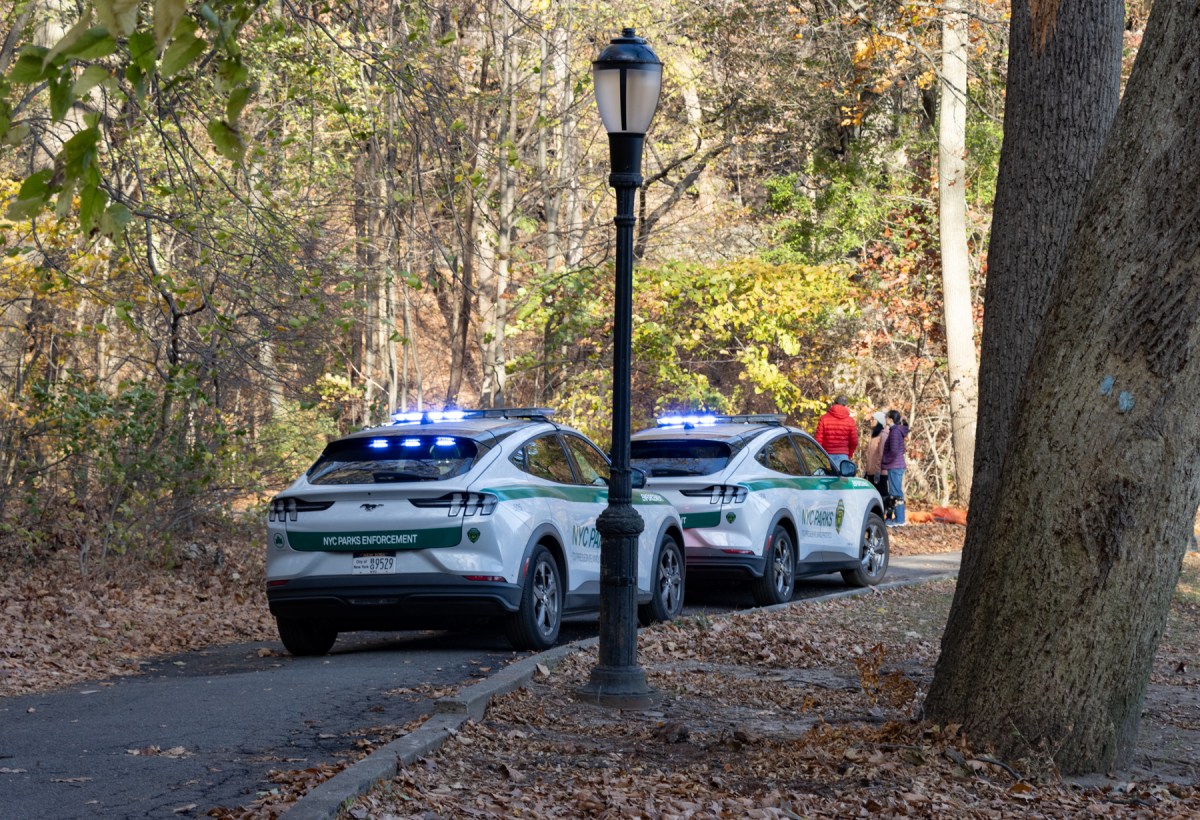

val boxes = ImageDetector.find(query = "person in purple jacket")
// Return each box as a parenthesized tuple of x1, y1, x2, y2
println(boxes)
(881, 409, 910, 526)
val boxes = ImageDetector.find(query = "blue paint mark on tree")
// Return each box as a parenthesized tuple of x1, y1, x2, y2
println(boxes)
(1100, 376, 1115, 396)
(1118, 391, 1135, 413)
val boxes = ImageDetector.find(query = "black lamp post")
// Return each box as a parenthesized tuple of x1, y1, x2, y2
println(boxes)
(578, 28, 663, 709)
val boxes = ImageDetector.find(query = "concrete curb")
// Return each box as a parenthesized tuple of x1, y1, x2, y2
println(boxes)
(285, 639, 595, 820)
(286, 570, 958, 819)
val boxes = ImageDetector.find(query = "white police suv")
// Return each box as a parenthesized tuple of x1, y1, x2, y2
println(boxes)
(630, 414, 888, 606)
(266, 409, 685, 655)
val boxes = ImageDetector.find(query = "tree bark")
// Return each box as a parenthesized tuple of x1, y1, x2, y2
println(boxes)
(961, 0, 1123, 572)
(937, 0, 978, 501)
(926, 0, 1198, 774)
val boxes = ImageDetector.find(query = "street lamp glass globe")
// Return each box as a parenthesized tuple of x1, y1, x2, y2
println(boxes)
(592, 28, 662, 135)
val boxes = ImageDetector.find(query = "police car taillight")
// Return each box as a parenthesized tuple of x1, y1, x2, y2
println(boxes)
(679, 485, 747, 504)
(268, 497, 334, 521)
(409, 492, 498, 517)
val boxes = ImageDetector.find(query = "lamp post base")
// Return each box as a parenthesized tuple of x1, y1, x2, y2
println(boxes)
(576, 664, 661, 709)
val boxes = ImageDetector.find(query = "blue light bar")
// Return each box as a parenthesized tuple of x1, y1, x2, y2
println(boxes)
(657, 413, 786, 428)
(402, 438, 422, 447)
(369, 438, 390, 449)
(435, 436, 456, 446)
(390, 407, 558, 425)
(657, 414, 720, 428)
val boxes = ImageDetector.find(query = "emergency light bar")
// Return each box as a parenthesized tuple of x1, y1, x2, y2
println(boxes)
(656, 413, 786, 428)
(390, 408, 557, 425)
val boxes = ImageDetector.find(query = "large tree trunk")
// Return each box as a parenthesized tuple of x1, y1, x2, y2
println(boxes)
(960, 0, 1123, 571)
(937, 0, 978, 501)
(926, 0, 1197, 774)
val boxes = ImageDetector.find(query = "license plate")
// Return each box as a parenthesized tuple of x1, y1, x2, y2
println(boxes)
(352, 554, 396, 575)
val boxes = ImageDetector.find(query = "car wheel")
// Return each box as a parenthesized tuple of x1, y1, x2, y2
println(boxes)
(276, 618, 337, 656)
(505, 545, 562, 650)
(751, 525, 795, 606)
(843, 512, 889, 587)
(639, 534, 685, 626)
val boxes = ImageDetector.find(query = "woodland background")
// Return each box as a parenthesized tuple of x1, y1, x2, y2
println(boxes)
(0, 0, 1147, 569)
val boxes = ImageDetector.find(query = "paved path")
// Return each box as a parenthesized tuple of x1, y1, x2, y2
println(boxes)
(0, 551, 960, 819)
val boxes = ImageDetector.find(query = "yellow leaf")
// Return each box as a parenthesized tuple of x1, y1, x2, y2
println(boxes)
(94, 0, 140, 37)
(154, 0, 188, 52)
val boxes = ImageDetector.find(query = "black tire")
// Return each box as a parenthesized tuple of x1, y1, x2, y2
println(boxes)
(639, 534, 685, 626)
(843, 512, 890, 587)
(751, 525, 795, 606)
(276, 618, 337, 656)
(505, 545, 562, 650)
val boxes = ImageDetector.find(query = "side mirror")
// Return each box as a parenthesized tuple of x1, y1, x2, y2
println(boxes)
(631, 467, 647, 489)
(839, 460, 858, 478)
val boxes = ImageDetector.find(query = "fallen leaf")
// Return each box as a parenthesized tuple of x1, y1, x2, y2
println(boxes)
(535, 663, 550, 677)
(172, 804, 197, 814)
(0, 767, 29, 774)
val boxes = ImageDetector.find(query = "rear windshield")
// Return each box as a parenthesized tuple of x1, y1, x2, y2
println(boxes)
(631, 439, 735, 477)
(307, 435, 489, 485)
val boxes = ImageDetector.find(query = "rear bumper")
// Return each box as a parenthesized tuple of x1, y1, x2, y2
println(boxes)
(683, 547, 766, 579)
(267, 574, 522, 630)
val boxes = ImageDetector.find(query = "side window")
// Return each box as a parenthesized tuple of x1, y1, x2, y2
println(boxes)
(564, 436, 611, 486)
(754, 435, 806, 476)
(794, 435, 834, 477)
(513, 435, 576, 484)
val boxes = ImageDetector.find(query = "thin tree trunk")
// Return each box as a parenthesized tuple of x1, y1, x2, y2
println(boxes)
(938, 0, 978, 501)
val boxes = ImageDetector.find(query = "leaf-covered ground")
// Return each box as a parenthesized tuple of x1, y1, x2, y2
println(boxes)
(0, 519, 961, 699)
(0, 520, 277, 698)
(347, 551, 1200, 819)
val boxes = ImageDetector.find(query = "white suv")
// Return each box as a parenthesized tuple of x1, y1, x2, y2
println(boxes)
(267, 409, 685, 654)
(631, 414, 887, 605)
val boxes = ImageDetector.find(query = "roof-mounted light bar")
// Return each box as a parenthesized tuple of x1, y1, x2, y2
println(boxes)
(656, 413, 786, 428)
(390, 407, 557, 425)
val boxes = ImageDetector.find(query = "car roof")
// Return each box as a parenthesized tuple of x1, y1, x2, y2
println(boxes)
(632, 423, 787, 445)
(340, 417, 552, 443)
(336, 409, 568, 446)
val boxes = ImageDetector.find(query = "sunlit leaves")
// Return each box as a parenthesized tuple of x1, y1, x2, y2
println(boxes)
(207, 119, 246, 162)
(154, 0, 190, 50)
(94, 0, 141, 37)
(160, 30, 207, 79)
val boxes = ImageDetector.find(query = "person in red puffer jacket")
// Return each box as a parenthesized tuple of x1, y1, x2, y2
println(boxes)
(813, 396, 859, 472)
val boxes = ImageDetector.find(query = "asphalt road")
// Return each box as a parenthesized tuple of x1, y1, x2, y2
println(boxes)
(0, 551, 959, 819)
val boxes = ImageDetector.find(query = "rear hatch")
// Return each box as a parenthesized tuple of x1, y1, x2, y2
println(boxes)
(271, 432, 499, 555)
(630, 437, 746, 529)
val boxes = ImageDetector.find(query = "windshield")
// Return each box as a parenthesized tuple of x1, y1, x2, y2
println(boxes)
(631, 439, 735, 477)
(307, 435, 489, 485)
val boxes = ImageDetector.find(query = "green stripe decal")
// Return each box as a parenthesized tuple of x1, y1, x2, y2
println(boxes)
(681, 510, 722, 529)
(479, 486, 672, 506)
(483, 486, 606, 504)
(741, 477, 875, 492)
(287, 527, 462, 552)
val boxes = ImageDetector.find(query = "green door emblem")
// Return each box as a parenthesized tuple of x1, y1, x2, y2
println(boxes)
(273, 532, 285, 549)
(467, 527, 481, 543)
(726, 512, 736, 524)
(835, 500, 845, 533)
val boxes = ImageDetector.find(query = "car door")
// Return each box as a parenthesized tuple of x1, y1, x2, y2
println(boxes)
(559, 434, 610, 598)
(752, 433, 810, 556)
(512, 433, 595, 602)
(792, 434, 856, 557)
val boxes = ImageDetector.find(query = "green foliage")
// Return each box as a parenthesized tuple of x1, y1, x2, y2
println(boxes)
(251, 401, 339, 488)
(635, 260, 861, 420)
(510, 260, 861, 440)
(13, 378, 238, 564)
